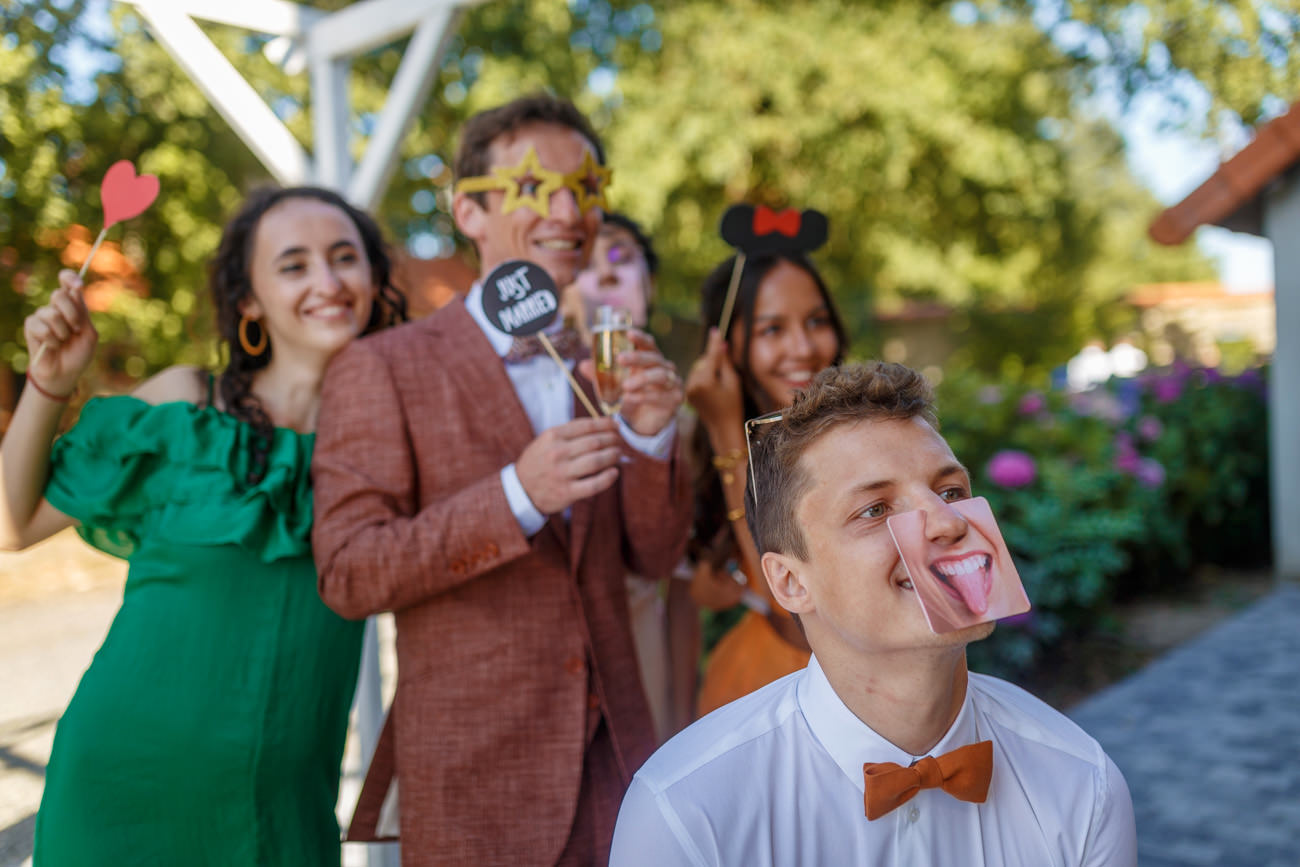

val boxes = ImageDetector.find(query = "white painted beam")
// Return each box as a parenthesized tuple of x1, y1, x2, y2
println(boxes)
(132, 1, 311, 185)
(347, 10, 459, 210)
(1264, 175, 1300, 580)
(307, 0, 483, 60)
(120, 0, 323, 38)
(311, 54, 353, 190)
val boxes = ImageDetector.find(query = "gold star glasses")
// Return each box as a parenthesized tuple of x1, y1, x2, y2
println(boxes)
(454, 146, 612, 218)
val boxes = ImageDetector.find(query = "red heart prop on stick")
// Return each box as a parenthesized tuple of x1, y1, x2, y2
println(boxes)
(100, 160, 159, 228)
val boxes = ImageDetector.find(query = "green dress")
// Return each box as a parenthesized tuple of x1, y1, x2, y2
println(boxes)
(33, 396, 363, 866)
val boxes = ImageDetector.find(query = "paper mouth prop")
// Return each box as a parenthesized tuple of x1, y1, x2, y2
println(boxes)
(455, 146, 611, 218)
(886, 497, 1031, 634)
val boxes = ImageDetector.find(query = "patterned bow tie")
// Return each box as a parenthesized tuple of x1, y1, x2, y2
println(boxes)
(504, 327, 586, 365)
(862, 740, 993, 820)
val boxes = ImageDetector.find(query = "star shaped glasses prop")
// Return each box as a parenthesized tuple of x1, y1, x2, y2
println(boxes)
(568, 151, 612, 214)
(455, 146, 612, 218)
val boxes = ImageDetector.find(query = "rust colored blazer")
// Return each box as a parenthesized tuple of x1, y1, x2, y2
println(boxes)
(311, 299, 691, 865)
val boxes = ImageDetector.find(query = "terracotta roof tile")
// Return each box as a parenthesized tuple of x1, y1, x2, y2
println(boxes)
(1150, 101, 1300, 245)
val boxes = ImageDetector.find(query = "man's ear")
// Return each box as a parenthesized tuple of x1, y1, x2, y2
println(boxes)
(763, 551, 814, 616)
(452, 191, 487, 247)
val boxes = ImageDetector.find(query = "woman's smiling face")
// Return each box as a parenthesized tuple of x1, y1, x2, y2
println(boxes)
(733, 260, 840, 411)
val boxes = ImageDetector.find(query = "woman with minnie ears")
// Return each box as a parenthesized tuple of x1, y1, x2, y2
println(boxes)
(685, 243, 848, 717)
(1, 186, 406, 866)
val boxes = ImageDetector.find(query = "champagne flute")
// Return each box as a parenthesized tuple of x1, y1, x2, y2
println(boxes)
(592, 305, 632, 415)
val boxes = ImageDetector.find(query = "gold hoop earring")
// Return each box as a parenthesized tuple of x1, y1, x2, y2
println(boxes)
(238, 315, 268, 357)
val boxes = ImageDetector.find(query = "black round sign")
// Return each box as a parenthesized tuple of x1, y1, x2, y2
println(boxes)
(481, 260, 560, 337)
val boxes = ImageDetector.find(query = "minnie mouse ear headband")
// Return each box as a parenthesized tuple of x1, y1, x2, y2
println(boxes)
(716, 204, 829, 334)
(720, 204, 828, 256)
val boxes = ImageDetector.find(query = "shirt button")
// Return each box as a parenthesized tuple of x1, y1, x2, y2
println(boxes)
(907, 806, 920, 823)
(564, 655, 585, 676)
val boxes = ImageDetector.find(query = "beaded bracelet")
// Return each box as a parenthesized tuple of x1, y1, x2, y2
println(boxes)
(711, 448, 747, 485)
(26, 376, 72, 403)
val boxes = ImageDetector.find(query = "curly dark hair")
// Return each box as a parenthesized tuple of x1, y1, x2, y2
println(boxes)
(688, 253, 847, 564)
(208, 185, 408, 484)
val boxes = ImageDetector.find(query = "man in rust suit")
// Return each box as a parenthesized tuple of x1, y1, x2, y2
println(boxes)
(311, 95, 691, 864)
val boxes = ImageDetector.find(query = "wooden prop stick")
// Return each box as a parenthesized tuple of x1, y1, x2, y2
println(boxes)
(76, 227, 108, 281)
(716, 253, 747, 337)
(537, 332, 601, 418)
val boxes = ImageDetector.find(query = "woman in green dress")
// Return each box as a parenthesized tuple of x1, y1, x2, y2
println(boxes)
(0, 186, 406, 865)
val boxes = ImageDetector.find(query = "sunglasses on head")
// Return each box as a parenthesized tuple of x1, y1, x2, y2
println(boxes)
(744, 409, 784, 508)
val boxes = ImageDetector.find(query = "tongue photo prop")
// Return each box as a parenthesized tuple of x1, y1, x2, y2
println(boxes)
(481, 259, 600, 417)
(885, 497, 1031, 635)
(32, 159, 160, 371)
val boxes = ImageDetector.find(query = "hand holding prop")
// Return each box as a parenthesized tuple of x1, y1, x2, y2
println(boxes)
(24, 270, 98, 399)
(716, 204, 829, 336)
(481, 260, 600, 418)
(31, 160, 158, 371)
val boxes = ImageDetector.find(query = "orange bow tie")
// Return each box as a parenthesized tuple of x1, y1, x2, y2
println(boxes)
(862, 740, 993, 820)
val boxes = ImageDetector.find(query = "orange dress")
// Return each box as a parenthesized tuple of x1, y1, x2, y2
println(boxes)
(696, 608, 810, 717)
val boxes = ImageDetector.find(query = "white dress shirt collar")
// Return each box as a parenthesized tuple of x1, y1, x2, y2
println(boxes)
(797, 654, 978, 794)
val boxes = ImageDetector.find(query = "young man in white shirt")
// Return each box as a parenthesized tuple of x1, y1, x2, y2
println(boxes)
(610, 361, 1137, 866)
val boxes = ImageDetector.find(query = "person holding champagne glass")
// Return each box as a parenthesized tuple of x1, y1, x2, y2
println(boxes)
(0, 185, 406, 865)
(569, 213, 699, 743)
(685, 250, 848, 716)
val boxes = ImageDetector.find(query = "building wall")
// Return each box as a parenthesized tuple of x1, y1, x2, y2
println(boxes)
(1130, 283, 1275, 367)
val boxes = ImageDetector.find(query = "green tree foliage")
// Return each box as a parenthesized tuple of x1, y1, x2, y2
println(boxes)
(591, 0, 1213, 371)
(2, 0, 1288, 387)
(1046, 0, 1300, 130)
(1, 0, 267, 384)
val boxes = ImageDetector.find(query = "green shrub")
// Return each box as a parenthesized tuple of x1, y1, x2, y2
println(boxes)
(934, 360, 1269, 677)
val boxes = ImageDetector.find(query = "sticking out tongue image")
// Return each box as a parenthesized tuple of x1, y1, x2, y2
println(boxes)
(931, 554, 993, 616)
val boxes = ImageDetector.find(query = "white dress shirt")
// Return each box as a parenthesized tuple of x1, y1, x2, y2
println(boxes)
(610, 655, 1136, 867)
(464, 283, 676, 536)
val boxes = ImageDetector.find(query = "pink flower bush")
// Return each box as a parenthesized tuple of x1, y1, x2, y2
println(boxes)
(1136, 415, 1163, 442)
(1152, 378, 1183, 404)
(1112, 432, 1141, 474)
(1018, 392, 1046, 416)
(987, 450, 1037, 488)
(1135, 458, 1166, 489)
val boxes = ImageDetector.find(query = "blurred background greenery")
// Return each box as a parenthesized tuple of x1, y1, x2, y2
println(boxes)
(4, 0, 1295, 385)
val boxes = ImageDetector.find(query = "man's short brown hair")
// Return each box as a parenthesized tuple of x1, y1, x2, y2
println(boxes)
(453, 93, 606, 189)
(746, 362, 939, 560)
